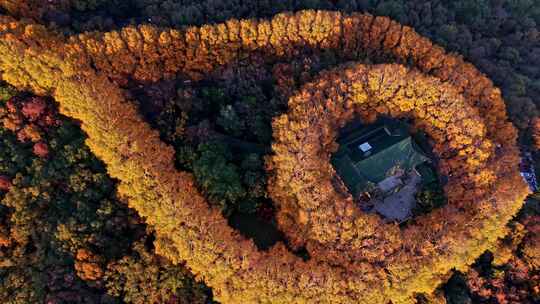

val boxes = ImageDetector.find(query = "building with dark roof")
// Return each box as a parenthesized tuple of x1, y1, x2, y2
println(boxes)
(331, 120, 436, 220)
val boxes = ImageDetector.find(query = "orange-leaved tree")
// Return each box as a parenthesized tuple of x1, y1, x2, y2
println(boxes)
(0, 11, 530, 304)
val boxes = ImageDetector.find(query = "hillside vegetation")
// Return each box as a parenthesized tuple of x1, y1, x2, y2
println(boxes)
(0, 1, 539, 303)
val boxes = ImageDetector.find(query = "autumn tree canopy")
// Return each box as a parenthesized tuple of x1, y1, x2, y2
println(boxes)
(0, 10, 531, 304)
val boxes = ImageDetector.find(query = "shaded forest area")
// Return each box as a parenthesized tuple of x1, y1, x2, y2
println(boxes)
(0, 1, 539, 303)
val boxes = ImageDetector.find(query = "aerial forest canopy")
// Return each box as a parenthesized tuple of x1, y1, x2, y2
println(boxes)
(0, 1, 539, 304)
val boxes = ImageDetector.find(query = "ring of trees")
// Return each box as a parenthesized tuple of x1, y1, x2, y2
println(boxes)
(0, 10, 531, 304)
(269, 63, 508, 266)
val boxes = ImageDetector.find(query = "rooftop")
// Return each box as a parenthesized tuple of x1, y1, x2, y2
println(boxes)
(332, 120, 431, 196)
(331, 119, 436, 221)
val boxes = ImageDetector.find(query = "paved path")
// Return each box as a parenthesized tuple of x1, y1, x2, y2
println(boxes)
(374, 171, 421, 221)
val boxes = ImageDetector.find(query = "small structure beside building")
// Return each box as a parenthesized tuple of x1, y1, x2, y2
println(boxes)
(520, 151, 539, 192)
(331, 120, 436, 221)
